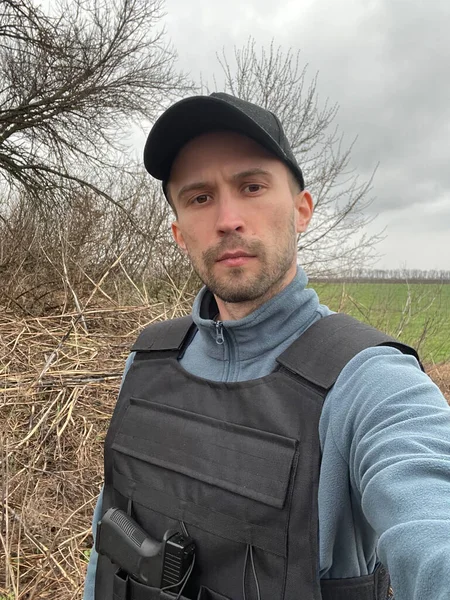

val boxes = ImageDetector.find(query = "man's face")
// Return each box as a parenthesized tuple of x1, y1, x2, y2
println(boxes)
(169, 131, 313, 306)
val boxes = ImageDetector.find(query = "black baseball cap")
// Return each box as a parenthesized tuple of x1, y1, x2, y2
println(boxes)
(143, 92, 305, 193)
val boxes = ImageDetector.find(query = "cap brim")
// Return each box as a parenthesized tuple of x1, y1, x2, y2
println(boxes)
(144, 95, 294, 182)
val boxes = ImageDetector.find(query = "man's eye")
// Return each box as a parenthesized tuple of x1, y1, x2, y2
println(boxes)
(244, 184, 262, 193)
(193, 194, 209, 204)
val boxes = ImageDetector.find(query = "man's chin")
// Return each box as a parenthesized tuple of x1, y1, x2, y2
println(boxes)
(207, 274, 269, 304)
(216, 291, 263, 304)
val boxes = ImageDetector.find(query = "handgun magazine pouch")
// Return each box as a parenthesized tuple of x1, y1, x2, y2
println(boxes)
(96, 313, 419, 599)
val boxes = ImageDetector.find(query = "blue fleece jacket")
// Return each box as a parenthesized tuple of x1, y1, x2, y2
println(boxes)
(83, 269, 450, 600)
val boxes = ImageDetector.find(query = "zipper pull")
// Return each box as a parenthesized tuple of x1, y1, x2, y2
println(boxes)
(215, 321, 224, 345)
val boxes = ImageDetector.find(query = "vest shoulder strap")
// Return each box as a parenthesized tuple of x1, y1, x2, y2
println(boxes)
(277, 313, 422, 391)
(131, 315, 194, 352)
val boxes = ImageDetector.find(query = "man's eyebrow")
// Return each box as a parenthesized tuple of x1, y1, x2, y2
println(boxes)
(231, 168, 273, 181)
(177, 180, 212, 198)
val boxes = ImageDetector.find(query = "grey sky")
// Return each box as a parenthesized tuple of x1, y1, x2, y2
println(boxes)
(161, 0, 449, 270)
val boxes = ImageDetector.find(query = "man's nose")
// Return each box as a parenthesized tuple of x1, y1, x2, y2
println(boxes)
(215, 195, 245, 234)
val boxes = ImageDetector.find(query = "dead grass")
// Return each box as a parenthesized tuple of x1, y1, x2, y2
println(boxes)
(0, 296, 192, 600)
(1, 295, 449, 599)
(427, 362, 450, 402)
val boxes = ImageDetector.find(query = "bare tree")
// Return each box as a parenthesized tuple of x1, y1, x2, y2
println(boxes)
(0, 0, 197, 311)
(0, 0, 191, 212)
(0, 171, 181, 312)
(213, 39, 383, 276)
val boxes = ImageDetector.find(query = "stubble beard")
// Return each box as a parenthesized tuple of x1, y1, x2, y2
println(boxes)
(187, 219, 298, 304)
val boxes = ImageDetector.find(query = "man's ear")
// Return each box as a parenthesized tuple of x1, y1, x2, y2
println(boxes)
(171, 221, 188, 254)
(295, 190, 314, 233)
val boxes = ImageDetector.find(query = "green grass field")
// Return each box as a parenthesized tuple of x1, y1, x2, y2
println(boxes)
(309, 281, 450, 364)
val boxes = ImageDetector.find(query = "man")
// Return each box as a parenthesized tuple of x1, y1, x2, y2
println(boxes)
(84, 93, 450, 600)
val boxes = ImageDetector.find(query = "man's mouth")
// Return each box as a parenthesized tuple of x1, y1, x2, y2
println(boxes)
(216, 251, 256, 267)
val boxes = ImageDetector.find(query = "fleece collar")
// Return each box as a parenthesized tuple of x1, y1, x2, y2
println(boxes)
(190, 267, 321, 362)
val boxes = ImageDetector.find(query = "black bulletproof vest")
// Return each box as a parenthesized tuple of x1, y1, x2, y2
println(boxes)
(96, 313, 421, 600)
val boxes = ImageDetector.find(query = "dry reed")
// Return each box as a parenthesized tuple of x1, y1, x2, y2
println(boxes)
(1, 287, 192, 599)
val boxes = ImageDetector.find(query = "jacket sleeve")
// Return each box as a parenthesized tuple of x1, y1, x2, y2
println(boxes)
(82, 489, 103, 600)
(324, 346, 450, 600)
(82, 352, 136, 600)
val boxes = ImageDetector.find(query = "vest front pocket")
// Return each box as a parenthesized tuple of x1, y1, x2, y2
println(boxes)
(111, 397, 297, 551)
(110, 397, 299, 600)
(113, 570, 191, 600)
(113, 569, 128, 600)
(320, 562, 391, 600)
(112, 397, 297, 509)
(197, 586, 233, 600)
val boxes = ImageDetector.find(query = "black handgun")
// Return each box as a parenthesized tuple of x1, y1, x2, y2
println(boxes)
(96, 507, 195, 588)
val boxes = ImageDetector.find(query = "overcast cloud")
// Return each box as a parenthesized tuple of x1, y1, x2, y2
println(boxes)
(162, 0, 449, 270)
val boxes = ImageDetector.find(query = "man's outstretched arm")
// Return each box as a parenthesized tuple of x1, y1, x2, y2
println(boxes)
(323, 346, 450, 600)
